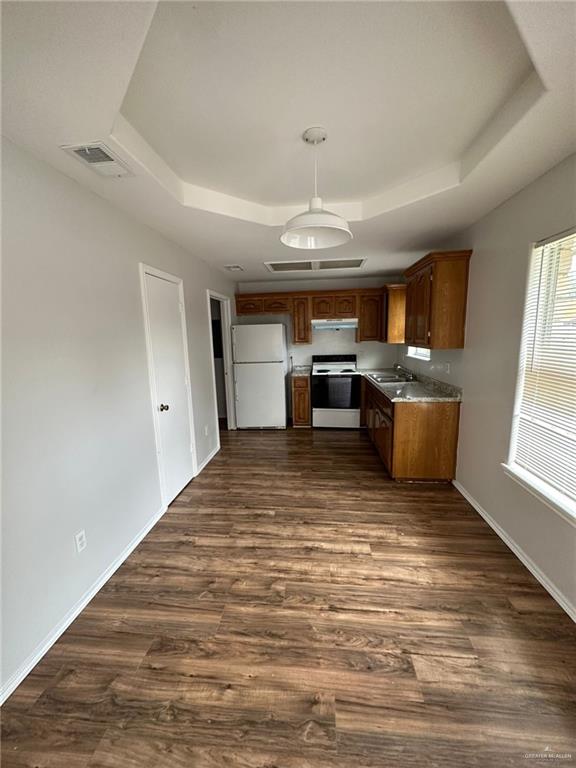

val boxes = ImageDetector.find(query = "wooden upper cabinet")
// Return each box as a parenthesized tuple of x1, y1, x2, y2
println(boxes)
(263, 296, 292, 314)
(334, 294, 357, 318)
(404, 251, 471, 349)
(311, 293, 357, 318)
(413, 266, 432, 346)
(236, 296, 264, 314)
(382, 285, 406, 344)
(312, 295, 335, 318)
(292, 296, 312, 344)
(357, 293, 382, 342)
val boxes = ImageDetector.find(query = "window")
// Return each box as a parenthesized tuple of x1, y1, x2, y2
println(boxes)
(504, 230, 576, 519)
(406, 346, 431, 361)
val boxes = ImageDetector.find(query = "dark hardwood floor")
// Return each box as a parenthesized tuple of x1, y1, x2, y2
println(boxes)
(3, 429, 576, 766)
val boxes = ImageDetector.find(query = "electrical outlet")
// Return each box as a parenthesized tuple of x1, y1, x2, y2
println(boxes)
(75, 530, 87, 554)
(445, 362, 451, 375)
(204, 425, 209, 437)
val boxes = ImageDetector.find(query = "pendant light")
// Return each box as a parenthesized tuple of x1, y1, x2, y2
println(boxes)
(280, 127, 353, 250)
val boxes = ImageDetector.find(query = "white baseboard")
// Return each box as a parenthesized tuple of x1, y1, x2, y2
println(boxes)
(195, 443, 220, 475)
(0, 504, 167, 705)
(453, 480, 576, 624)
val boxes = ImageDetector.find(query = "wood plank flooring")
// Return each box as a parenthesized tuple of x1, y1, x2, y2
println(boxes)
(2, 429, 576, 766)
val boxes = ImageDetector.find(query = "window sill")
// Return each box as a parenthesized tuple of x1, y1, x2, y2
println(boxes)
(501, 462, 576, 527)
(406, 347, 431, 362)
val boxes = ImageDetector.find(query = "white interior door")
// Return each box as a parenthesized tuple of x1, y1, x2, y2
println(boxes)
(142, 268, 195, 503)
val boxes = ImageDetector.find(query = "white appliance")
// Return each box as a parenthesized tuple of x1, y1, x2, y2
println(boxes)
(232, 324, 287, 429)
(311, 354, 361, 428)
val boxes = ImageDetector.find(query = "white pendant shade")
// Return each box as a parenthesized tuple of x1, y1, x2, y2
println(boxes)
(280, 196, 353, 250)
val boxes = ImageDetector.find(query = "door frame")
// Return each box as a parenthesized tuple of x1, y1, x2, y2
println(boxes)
(206, 289, 236, 434)
(139, 263, 198, 506)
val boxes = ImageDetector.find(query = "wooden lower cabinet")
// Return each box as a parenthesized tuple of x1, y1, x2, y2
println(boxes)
(363, 380, 459, 480)
(291, 376, 311, 427)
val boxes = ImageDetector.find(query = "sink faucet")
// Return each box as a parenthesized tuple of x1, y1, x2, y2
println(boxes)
(394, 363, 415, 381)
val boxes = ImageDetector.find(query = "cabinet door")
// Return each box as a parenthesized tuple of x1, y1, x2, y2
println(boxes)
(405, 279, 415, 344)
(413, 267, 432, 347)
(375, 411, 393, 474)
(292, 297, 312, 343)
(312, 295, 335, 318)
(263, 297, 292, 314)
(370, 401, 380, 443)
(385, 286, 406, 344)
(292, 378, 310, 426)
(365, 389, 375, 439)
(357, 294, 382, 341)
(236, 296, 264, 314)
(333, 294, 357, 318)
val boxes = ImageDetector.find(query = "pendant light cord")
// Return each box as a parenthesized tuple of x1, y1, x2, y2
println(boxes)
(314, 145, 319, 198)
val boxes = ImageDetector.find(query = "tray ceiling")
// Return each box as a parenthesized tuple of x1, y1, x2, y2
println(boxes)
(121, 1, 532, 206)
(2, 1, 575, 281)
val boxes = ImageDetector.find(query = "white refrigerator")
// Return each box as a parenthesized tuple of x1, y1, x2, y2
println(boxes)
(232, 324, 287, 429)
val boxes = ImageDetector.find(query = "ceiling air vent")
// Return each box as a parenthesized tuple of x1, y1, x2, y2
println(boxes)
(265, 258, 365, 273)
(224, 265, 244, 272)
(60, 143, 133, 178)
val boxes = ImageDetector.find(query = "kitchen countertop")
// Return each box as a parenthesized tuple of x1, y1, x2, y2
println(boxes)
(364, 371, 461, 403)
(290, 365, 461, 402)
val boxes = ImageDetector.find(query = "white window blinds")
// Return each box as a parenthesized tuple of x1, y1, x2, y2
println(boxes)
(509, 230, 576, 509)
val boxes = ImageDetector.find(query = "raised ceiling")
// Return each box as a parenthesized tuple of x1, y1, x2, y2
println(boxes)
(121, 2, 532, 206)
(2, 1, 575, 282)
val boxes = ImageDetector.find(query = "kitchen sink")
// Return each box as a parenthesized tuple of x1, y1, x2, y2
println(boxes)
(367, 371, 411, 384)
(376, 382, 432, 400)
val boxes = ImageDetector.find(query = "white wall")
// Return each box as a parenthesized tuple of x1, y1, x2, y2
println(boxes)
(1, 137, 235, 695)
(238, 276, 396, 293)
(451, 154, 576, 617)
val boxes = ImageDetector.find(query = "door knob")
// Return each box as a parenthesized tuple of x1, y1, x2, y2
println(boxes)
(159, 404, 170, 411)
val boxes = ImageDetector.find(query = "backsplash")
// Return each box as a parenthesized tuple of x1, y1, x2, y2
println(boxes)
(396, 346, 465, 388)
(237, 314, 398, 369)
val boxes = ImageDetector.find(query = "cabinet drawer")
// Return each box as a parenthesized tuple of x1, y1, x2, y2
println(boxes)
(292, 376, 309, 389)
(236, 296, 263, 314)
(263, 297, 292, 313)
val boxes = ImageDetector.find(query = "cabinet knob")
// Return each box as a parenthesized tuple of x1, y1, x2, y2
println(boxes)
(159, 404, 170, 412)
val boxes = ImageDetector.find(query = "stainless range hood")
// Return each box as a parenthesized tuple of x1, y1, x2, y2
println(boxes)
(311, 318, 359, 331)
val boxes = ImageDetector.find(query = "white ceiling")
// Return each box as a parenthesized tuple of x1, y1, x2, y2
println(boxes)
(121, 2, 531, 205)
(2, 1, 575, 283)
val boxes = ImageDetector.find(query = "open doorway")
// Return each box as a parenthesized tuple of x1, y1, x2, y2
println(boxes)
(207, 290, 235, 433)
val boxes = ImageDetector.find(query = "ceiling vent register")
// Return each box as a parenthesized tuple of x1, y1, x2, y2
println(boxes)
(265, 259, 365, 273)
(60, 143, 133, 177)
